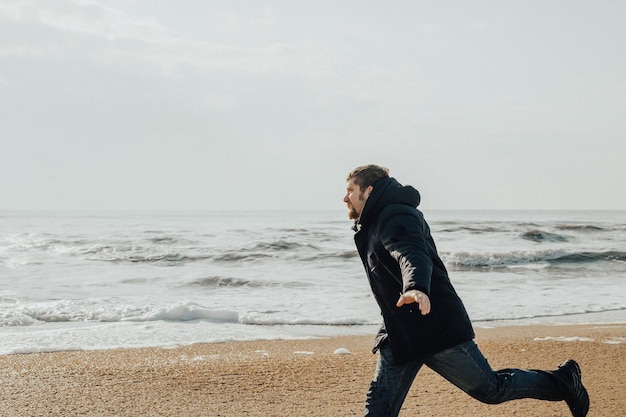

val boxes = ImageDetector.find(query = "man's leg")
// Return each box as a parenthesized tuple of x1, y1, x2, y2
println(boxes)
(422, 340, 588, 416)
(364, 342, 423, 417)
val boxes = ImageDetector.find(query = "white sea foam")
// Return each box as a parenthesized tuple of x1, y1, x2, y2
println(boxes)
(602, 337, 626, 345)
(121, 303, 240, 323)
(533, 336, 594, 342)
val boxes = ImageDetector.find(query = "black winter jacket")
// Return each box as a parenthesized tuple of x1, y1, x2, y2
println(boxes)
(353, 177, 474, 364)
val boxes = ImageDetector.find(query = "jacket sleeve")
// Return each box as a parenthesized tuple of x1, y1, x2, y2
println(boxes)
(379, 212, 433, 295)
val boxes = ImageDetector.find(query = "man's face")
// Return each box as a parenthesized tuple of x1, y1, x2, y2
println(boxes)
(343, 179, 372, 220)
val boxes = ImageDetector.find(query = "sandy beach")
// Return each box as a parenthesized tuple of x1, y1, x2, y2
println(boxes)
(1, 324, 624, 416)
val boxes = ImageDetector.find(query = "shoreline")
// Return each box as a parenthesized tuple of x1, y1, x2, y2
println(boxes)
(3, 308, 626, 356)
(472, 308, 626, 328)
(1, 323, 624, 416)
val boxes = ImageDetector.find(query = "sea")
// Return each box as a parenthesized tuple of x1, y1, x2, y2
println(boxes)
(1, 210, 625, 355)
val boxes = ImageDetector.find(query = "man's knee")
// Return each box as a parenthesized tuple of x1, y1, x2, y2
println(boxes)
(467, 388, 506, 405)
(466, 372, 514, 404)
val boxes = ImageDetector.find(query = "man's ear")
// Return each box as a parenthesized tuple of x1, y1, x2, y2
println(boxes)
(364, 185, 373, 198)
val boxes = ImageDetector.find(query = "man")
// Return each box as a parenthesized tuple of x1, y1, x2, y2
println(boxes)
(344, 164, 589, 417)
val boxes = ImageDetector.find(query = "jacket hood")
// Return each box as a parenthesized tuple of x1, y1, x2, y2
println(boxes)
(358, 177, 421, 228)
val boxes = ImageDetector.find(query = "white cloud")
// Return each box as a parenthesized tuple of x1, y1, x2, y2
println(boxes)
(1, 0, 163, 40)
(2, 1, 331, 80)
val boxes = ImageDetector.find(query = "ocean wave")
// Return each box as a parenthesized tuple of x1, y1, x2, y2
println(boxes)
(65, 239, 337, 265)
(551, 251, 626, 264)
(436, 222, 612, 237)
(209, 252, 274, 262)
(147, 236, 180, 244)
(210, 240, 346, 263)
(439, 226, 502, 234)
(0, 301, 373, 328)
(122, 304, 240, 323)
(299, 250, 358, 261)
(77, 239, 325, 265)
(187, 276, 267, 288)
(520, 229, 569, 242)
(184, 276, 309, 289)
(0, 302, 242, 327)
(444, 249, 626, 269)
(248, 240, 317, 251)
(0, 312, 39, 326)
(77, 245, 214, 265)
(555, 224, 605, 232)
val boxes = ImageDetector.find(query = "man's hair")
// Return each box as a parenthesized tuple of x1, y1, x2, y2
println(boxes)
(346, 164, 390, 189)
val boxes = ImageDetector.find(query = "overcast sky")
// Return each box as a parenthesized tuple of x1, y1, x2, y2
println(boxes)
(1, 1, 624, 211)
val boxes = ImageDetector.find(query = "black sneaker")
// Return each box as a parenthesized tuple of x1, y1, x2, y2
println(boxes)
(557, 360, 590, 417)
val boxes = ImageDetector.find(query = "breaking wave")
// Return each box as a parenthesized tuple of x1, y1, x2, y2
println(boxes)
(0, 301, 372, 327)
(184, 276, 309, 289)
(444, 250, 626, 269)
(520, 229, 569, 242)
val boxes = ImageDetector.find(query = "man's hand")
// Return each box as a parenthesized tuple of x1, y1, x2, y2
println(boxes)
(396, 290, 431, 315)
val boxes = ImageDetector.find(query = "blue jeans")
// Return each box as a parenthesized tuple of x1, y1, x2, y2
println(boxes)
(364, 340, 563, 416)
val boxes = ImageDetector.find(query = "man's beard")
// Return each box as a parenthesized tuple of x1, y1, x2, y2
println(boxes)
(347, 191, 366, 220)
